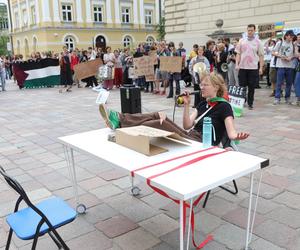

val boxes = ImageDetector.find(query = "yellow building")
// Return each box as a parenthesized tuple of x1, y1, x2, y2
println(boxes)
(8, 0, 159, 58)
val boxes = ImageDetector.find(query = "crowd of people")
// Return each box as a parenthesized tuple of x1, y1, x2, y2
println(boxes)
(1, 24, 300, 109)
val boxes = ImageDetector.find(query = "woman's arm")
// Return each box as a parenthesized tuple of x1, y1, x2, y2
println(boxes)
(224, 116, 249, 140)
(182, 94, 198, 130)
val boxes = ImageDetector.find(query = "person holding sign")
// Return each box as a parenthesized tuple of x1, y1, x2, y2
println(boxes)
(99, 72, 249, 146)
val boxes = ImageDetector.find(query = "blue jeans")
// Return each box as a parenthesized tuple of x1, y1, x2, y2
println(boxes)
(0, 71, 5, 91)
(275, 68, 293, 99)
(295, 72, 300, 98)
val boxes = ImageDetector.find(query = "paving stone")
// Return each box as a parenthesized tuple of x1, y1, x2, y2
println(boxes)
(90, 184, 123, 200)
(34, 171, 72, 191)
(222, 206, 266, 229)
(213, 223, 257, 250)
(84, 203, 119, 224)
(239, 196, 282, 215)
(113, 176, 133, 189)
(246, 181, 284, 200)
(148, 242, 174, 250)
(193, 210, 223, 234)
(286, 182, 300, 195)
(27, 188, 52, 202)
(52, 185, 86, 200)
(214, 188, 249, 204)
(95, 215, 138, 238)
(78, 176, 108, 190)
(98, 169, 128, 181)
(268, 166, 296, 177)
(68, 192, 102, 209)
(249, 238, 285, 250)
(141, 192, 173, 209)
(266, 206, 300, 229)
(203, 196, 238, 217)
(139, 214, 179, 237)
(114, 228, 160, 250)
(67, 230, 112, 250)
(261, 172, 297, 189)
(273, 191, 300, 209)
(254, 220, 298, 248)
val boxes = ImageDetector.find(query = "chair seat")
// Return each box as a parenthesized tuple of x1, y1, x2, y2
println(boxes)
(6, 196, 76, 240)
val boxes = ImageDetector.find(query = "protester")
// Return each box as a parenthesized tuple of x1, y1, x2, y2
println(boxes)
(59, 47, 73, 93)
(216, 43, 228, 81)
(268, 39, 277, 96)
(99, 72, 249, 145)
(273, 30, 297, 105)
(113, 50, 123, 88)
(204, 40, 216, 72)
(235, 24, 264, 110)
(227, 38, 239, 85)
(0, 56, 6, 91)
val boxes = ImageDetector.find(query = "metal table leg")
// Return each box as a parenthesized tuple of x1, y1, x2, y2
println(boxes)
(179, 200, 184, 250)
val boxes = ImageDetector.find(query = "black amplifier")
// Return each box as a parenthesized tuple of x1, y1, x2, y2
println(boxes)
(120, 85, 141, 114)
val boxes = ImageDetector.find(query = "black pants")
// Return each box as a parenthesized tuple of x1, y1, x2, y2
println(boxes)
(238, 69, 259, 107)
(266, 62, 270, 86)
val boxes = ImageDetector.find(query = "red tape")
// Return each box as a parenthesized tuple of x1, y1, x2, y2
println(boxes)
(131, 147, 216, 177)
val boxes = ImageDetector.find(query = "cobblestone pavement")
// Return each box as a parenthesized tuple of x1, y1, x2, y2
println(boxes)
(0, 81, 299, 250)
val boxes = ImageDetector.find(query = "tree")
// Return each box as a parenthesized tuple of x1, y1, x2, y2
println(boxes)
(0, 35, 9, 55)
(156, 17, 166, 41)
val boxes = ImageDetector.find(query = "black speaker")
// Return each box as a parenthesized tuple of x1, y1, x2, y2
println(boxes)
(120, 85, 141, 114)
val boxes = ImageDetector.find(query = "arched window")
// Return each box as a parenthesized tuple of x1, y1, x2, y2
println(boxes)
(123, 36, 132, 47)
(64, 36, 75, 50)
(24, 39, 29, 58)
(146, 36, 155, 46)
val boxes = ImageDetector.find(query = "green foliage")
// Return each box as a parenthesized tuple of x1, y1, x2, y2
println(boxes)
(156, 17, 166, 41)
(0, 35, 9, 55)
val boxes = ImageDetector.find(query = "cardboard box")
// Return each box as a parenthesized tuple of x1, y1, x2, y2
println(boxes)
(115, 125, 190, 156)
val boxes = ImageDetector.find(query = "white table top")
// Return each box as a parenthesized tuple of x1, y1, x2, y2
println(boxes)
(58, 128, 268, 200)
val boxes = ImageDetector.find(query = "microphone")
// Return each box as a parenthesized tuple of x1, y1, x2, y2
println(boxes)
(177, 91, 200, 97)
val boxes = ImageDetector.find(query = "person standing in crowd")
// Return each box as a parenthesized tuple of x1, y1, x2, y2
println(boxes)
(264, 38, 274, 87)
(96, 47, 104, 61)
(4, 56, 12, 80)
(268, 39, 277, 96)
(70, 50, 80, 88)
(227, 38, 239, 85)
(121, 48, 133, 85)
(273, 30, 297, 105)
(294, 33, 300, 105)
(88, 47, 97, 60)
(103, 46, 115, 90)
(216, 43, 228, 81)
(204, 40, 216, 72)
(0, 56, 6, 91)
(154, 41, 170, 95)
(167, 42, 182, 98)
(59, 47, 73, 93)
(80, 50, 95, 88)
(134, 44, 146, 90)
(224, 38, 234, 53)
(235, 24, 264, 110)
(189, 46, 210, 107)
(113, 50, 123, 88)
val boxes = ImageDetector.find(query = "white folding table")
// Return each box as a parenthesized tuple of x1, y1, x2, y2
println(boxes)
(58, 128, 269, 250)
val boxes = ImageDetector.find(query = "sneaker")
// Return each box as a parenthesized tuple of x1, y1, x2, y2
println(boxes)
(285, 98, 292, 105)
(248, 105, 253, 110)
(99, 104, 120, 130)
(273, 99, 280, 105)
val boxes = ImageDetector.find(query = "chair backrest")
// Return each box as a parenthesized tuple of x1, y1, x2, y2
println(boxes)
(0, 165, 32, 206)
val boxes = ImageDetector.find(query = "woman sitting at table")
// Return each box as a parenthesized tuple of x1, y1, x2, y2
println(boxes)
(99, 72, 249, 146)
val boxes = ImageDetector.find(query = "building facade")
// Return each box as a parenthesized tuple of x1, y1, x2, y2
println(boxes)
(165, 0, 300, 50)
(8, 0, 160, 58)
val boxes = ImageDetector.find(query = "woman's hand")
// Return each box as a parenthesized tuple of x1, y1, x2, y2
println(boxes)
(234, 132, 250, 140)
(158, 112, 167, 125)
(182, 90, 191, 105)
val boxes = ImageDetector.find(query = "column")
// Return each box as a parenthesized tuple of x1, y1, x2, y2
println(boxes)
(76, 0, 83, 22)
(114, 0, 120, 23)
(26, 0, 30, 26)
(155, 0, 159, 24)
(35, 0, 40, 24)
(133, 0, 138, 25)
(53, 0, 60, 22)
(42, 0, 51, 22)
(106, 0, 112, 23)
(139, 0, 144, 25)
(86, 0, 92, 23)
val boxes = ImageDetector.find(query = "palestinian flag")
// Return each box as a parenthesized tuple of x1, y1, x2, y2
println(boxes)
(14, 58, 60, 89)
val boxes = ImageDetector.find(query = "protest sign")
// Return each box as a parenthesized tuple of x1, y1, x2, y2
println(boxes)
(159, 56, 182, 73)
(228, 85, 247, 117)
(74, 58, 103, 80)
(133, 56, 154, 76)
(148, 51, 158, 65)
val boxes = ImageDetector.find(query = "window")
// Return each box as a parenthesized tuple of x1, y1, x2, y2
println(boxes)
(123, 36, 132, 47)
(31, 6, 36, 25)
(146, 36, 154, 46)
(145, 10, 153, 25)
(22, 9, 28, 26)
(121, 7, 130, 23)
(14, 12, 19, 29)
(62, 4, 72, 22)
(93, 5, 103, 22)
(64, 36, 75, 50)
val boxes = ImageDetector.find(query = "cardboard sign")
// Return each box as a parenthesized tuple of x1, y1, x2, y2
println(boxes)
(159, 56, 182, 73)
(95, 89, 110, 104)
(115, 125, 190, 156)
(145, 74, 155, 82)
(74, 58, 103, 80)
(133, 56, 154, 77)
(128, 67, 138, 79)
(148, 51, 158, 65)
(228, 85, 246, 117)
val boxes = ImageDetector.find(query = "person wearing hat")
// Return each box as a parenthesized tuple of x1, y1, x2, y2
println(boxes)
(272, 30, 298, 105)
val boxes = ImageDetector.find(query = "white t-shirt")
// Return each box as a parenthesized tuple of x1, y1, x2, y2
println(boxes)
(274, 40, 295, 68)
(104, 53, 115, 66)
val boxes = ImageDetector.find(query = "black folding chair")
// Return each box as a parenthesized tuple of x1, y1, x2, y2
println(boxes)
(202, 132, 239, 208)
(0, 166, 76, 250)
